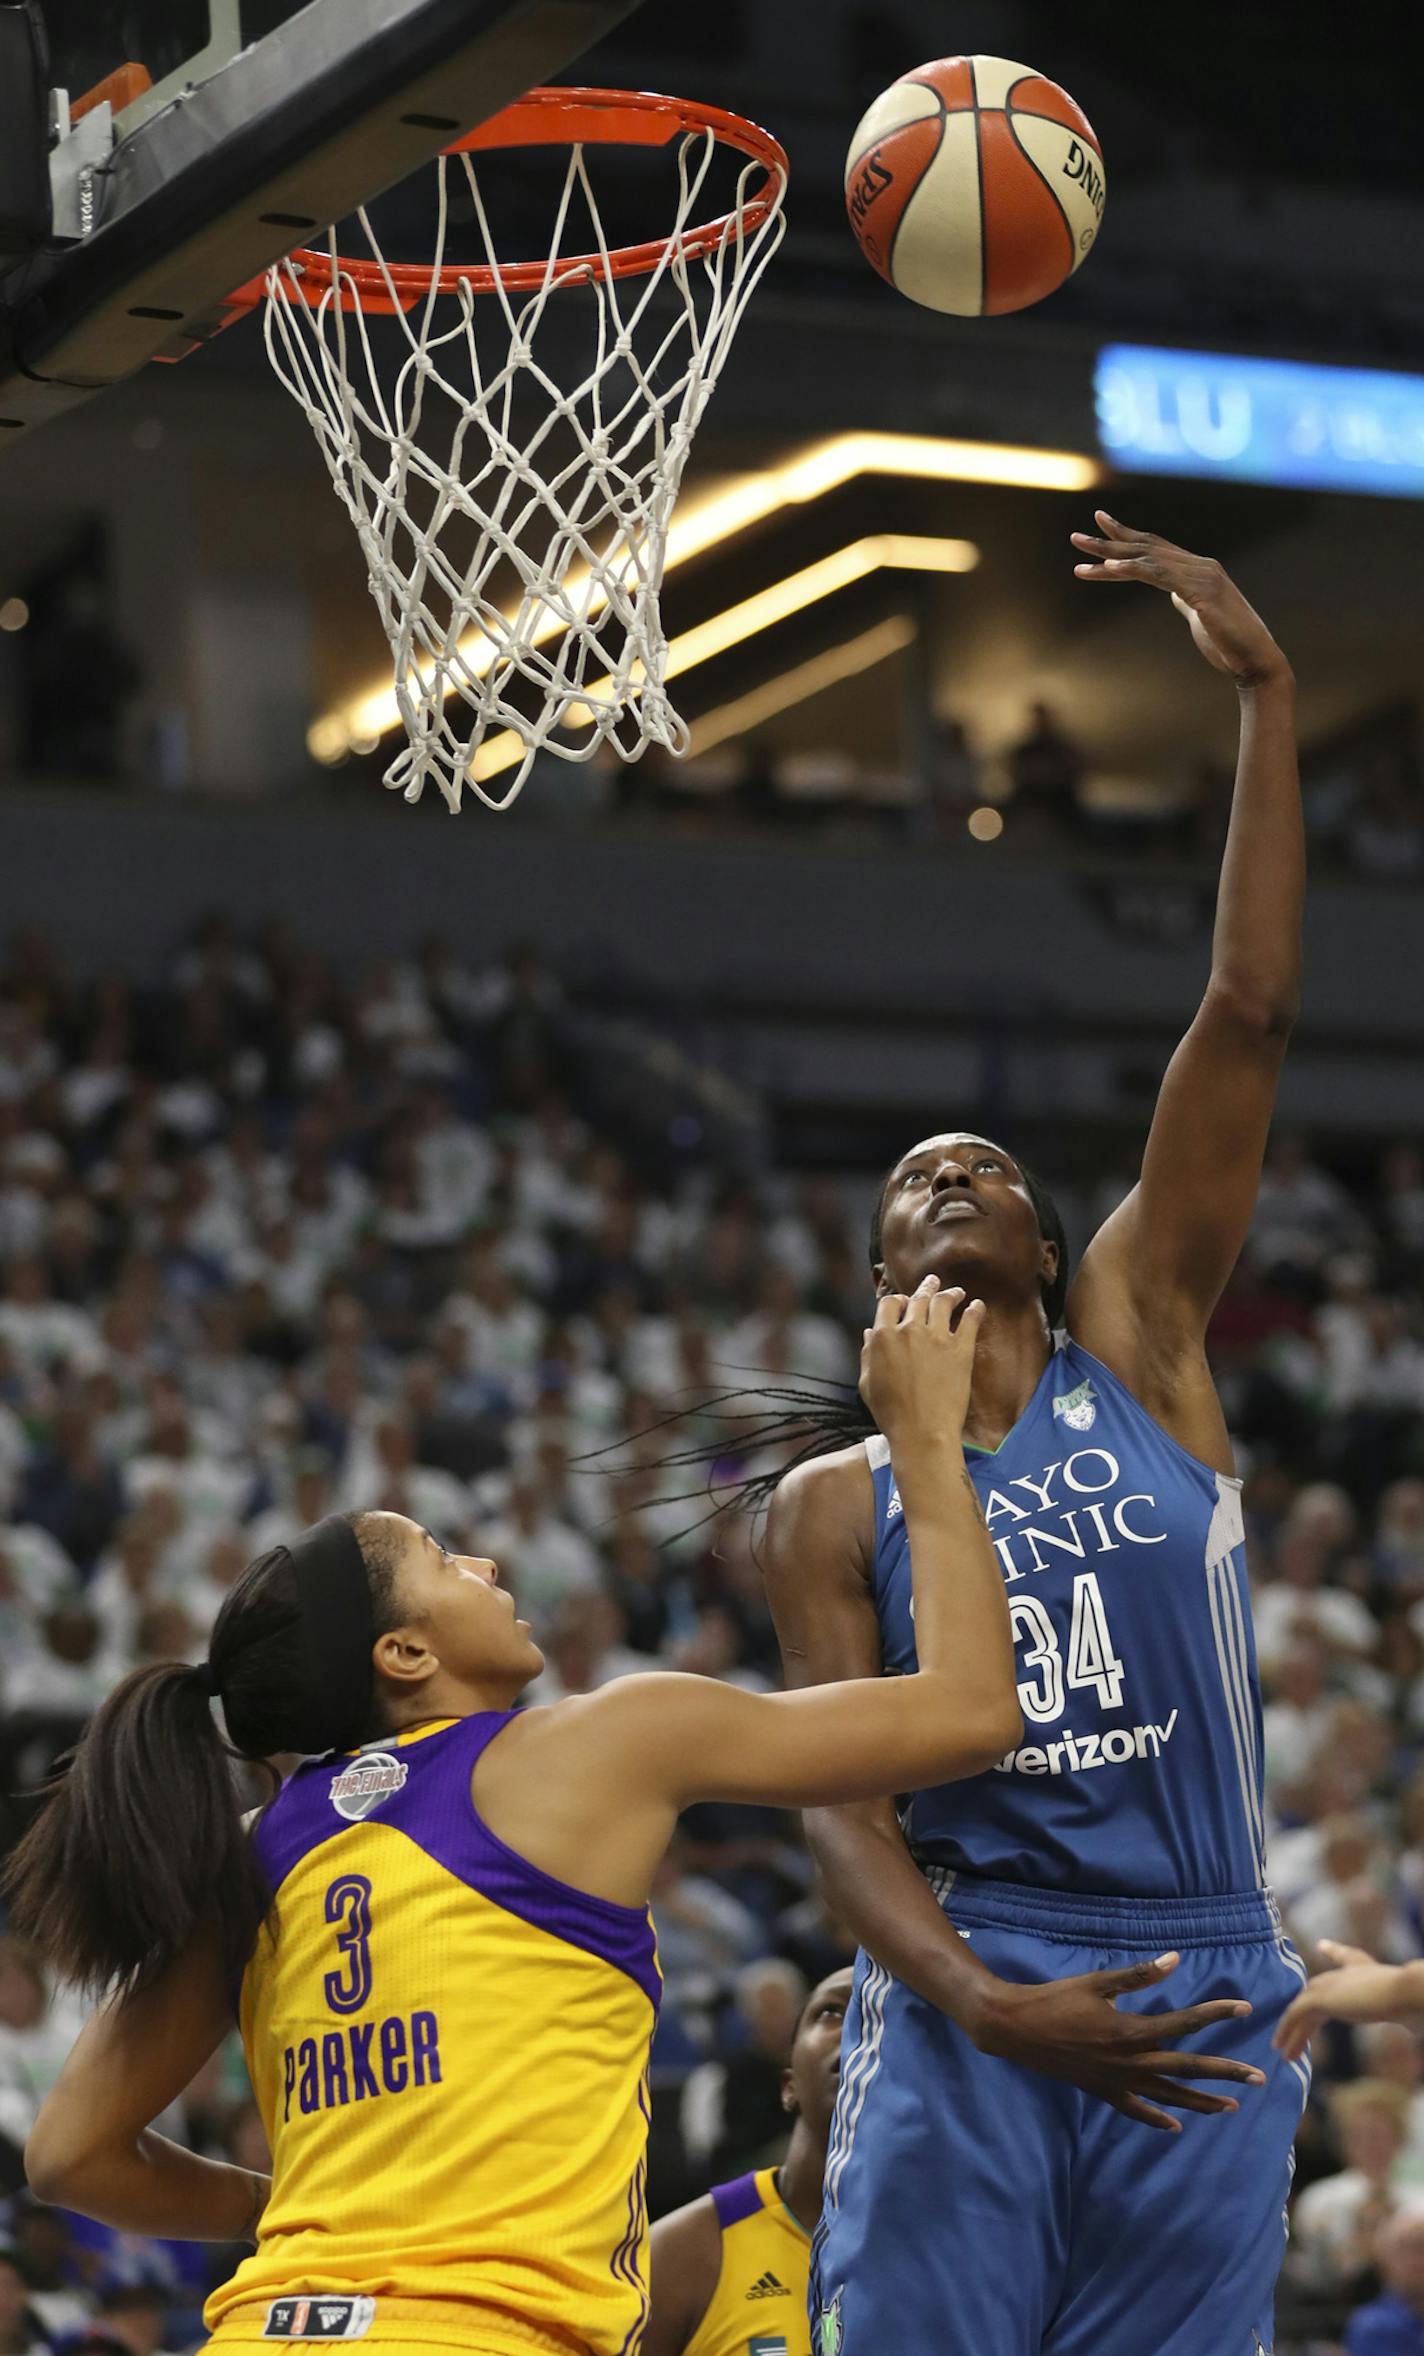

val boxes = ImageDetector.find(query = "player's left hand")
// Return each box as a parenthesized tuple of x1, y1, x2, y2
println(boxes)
(1070, 513, 1292, 687)
(1273, 1940, 1414, 2064)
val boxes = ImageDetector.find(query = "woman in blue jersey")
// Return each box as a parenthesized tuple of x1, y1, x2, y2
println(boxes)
(765, 518, 1306, 2356)
(7, 1286, 1020, 2356)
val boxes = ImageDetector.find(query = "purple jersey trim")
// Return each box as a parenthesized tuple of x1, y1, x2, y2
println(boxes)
(250, 1715, 661, 2013)
(711, 2173, 764, 2232)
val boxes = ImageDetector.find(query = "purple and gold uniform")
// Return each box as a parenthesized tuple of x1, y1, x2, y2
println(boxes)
(205, 1714, 660, 2356)
(685, 2172, 811, 2356)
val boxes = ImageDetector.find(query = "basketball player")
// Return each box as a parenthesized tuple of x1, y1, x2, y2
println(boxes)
(8, 1285, 1017, 2356)
(645, 1968, 851, 2356)
(766, 517, 1308, 2356)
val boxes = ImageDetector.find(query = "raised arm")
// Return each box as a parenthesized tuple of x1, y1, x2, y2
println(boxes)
(1065, 519, 1301, 1455)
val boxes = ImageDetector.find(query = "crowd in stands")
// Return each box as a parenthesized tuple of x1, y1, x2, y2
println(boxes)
(1, 917, 1424, 2354)
(425, 701, 1424, 880)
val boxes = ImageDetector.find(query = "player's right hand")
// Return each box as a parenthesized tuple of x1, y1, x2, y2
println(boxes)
(971, 1951, 1266, 2132)
(859, 1277, 984, 1449)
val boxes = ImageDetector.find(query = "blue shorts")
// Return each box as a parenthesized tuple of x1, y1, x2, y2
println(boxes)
(811, 1877, 1309, 2356)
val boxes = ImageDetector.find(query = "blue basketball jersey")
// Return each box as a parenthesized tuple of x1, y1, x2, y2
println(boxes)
(868, 1336, 1266, 1897)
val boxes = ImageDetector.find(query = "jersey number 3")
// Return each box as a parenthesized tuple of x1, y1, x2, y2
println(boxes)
(1010, 1572, 1126, 1724)
(324, 1874, 374, 2014)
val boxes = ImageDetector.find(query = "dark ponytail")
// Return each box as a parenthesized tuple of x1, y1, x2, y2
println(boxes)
(2, 1515, 403, 2000)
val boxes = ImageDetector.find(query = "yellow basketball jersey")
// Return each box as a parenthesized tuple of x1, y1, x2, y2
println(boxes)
(684, 2169, 811, 2356)
(205, 1714, 660, 2356)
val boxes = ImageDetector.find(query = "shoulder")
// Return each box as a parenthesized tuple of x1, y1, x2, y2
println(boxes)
(650, 2186, 725, 2259)
(765, 1443, 876, 1570)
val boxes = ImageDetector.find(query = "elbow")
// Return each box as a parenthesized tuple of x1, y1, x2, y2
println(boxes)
(25, 2142, 76, 2210)
(1204, 972, 1299, 1044)
(25, 2109, 99, 2210)
(957, 1700, 1024, 1778)
(912, 1683, 1022, 1782)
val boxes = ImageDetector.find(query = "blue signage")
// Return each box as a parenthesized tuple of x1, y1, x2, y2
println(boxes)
(1095, 343, 1424, 499)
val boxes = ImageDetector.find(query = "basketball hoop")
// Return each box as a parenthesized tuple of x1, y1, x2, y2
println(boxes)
(229, 87, 788, 813)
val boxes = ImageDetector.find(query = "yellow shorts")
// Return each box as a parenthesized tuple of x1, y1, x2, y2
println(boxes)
(205, 2296, 576, 2356)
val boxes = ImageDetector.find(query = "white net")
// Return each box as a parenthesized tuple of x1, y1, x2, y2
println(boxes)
(262, 108, 787, 813)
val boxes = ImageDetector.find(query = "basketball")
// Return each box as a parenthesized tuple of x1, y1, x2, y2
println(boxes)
(844, 55, 1105, 317)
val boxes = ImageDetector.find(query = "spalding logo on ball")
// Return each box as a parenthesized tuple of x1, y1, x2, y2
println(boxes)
(844, 55, 1105, 316)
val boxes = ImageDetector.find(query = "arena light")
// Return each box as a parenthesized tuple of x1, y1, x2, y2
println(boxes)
(686, 615, 918, 756)
(467, 534, 977, 785)
(310, 431, 1089, 760)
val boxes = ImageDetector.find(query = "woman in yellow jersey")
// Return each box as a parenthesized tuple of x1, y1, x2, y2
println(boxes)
(8, 1280, 1020, 2356)
(644, 1968, 852, 2356)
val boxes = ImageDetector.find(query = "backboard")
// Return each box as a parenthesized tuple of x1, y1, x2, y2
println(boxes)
(0, 0, 645, 442)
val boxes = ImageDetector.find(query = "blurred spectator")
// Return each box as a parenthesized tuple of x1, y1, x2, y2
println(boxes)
(649, 1835, 766, 2010)
(0, 2247, 53, 2356)
(1345, 2206, 1424, 2354)
(476, 1475, 601, 1620)
(1252, 1134, 1368, 1291)
(72, 2285, 177, 2356)
(1344, 756, 1424, 883)
(678, 1960, 808, 2180)
(0, 1943, 85, 2191)
(1293, 2082, 1416, 2293)
(1007, 701, 1085, 831)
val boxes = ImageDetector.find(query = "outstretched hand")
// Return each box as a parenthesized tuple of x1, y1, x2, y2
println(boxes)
(1070, 512, 1291, 688)
(1273, 1940, 1421, 2065)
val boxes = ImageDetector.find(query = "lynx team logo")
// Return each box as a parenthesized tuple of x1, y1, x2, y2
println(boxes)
(816, 2293, 844, 2356)
(1052, 1379, 1098, 1433)
(329, 1753, 407, 1823)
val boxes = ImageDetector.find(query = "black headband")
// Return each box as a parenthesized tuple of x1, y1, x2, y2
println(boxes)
(290, 1515, 377, 1756)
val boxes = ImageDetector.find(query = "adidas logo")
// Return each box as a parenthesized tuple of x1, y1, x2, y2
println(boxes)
(746, 2272, 790, 2300)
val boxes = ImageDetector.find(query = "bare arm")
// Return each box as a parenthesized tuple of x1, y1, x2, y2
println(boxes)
(486, 1286, 1018, 1896)
(535, 1296, 1018, 1826)
(26, 1927, 270, 2237)
(765, 1446, 997, 2017)
(764, 1451, 1268, 2131)
(1066, 522, 1301, 1462)
(643, 2196, 723, 2356)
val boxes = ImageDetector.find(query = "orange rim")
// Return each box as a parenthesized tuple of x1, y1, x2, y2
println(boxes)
(225, 86, 787, 316)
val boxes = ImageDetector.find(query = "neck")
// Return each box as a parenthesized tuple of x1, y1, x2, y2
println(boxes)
(776, 2120, 827, 2234)
(383, 1674, 523, 1735)
(961, 1304, 1054, 1452)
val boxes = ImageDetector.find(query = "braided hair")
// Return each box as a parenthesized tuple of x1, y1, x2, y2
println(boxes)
(604, 1151, 1070, 1531)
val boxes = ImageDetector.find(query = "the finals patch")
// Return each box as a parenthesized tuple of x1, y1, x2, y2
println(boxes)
(329, 1753, 407, 1823)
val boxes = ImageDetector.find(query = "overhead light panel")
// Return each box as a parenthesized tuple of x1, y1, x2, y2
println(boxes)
(687, 615, 918, 757)
(468, 534, 976, 784)
(311, 431, 1094, 762)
